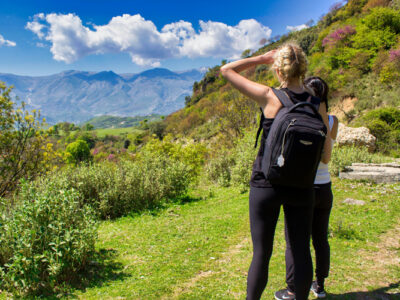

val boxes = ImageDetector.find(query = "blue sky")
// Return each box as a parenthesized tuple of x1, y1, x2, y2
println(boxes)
(0, 0, 340, 76)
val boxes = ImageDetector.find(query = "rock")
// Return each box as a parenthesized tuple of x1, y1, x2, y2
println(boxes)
(336, 123, 376, 152)
(343, 198, 366, 205)
(339, 163, 400, 183)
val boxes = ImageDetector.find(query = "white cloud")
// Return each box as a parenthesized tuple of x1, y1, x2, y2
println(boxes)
(286, 24, 309, 32)
(0, 34, 16, 47)
(26, 13, 272, 66)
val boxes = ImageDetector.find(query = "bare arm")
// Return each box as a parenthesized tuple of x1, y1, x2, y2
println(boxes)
(331, 115, 339, 140)
(220, 50, 277, 107)
(319, 102, 333, 164)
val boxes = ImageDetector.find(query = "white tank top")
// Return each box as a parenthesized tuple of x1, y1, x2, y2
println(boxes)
(314, 115, 335, 185)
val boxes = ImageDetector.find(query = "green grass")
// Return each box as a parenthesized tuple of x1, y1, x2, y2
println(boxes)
(1, 179, 398, 299)
(93, 127, 143, 138)
(67, 178, 400, 299)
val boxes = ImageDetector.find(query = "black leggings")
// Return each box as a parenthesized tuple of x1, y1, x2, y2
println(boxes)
(285, 182, 333, 292)
(247, 185, 314, 300)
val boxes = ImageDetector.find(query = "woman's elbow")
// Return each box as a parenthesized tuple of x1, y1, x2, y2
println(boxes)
(321, 156, 330, 164)
(220, 66, 229, 78)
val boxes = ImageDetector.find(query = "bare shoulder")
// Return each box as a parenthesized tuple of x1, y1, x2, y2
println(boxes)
(263, 87, 282, 118)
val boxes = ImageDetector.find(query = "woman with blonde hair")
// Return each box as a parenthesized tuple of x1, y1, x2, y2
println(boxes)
(221, 43, 332, 300)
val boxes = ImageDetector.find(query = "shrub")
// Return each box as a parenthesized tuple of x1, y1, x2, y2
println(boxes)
(39, 154, 192, 219)
(0, 83, 59, 197)
(0, 182, 97, 297)
(204, 130, 258, 190)
(344, 73, 400, 112)
(204, 153, 234, 187)
(65, 140, 92, 165)
(329, 145, 389, 176)
(230, 131, 258, 192)
(139, 135, 207, 180)
(355, 107, 400, 156)
(362, 7, 400, 32)
(363, 0, 391, 11)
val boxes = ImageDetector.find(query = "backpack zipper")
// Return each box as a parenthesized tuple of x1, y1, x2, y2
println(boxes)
(277, 119, 296, 167)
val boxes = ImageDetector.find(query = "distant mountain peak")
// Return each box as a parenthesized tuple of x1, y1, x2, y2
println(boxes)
(138, 68, 177, 78)
(0, 68, 204, 124)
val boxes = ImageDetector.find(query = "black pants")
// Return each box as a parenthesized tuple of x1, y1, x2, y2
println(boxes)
(247, 185, 314, 300)
(285, 182, 333, 292)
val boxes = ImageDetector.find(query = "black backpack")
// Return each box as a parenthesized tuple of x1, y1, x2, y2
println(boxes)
(255, 88, 327, 188)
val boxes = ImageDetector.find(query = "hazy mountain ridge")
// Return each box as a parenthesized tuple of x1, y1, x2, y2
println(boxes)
(0, 68, 204, 124)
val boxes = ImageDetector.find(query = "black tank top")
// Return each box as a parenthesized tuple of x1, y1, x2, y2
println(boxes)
(250, 88, 313, 188)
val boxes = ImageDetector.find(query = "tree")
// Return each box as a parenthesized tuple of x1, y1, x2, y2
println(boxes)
(140, 119, 149, 130)
(52, 124, 59, 135)
(83, 123, 94, 131)
(65, 140, 92, 164)
(241, 49, 252, 58)
(185, 95, 192, 106)
(148, 120, 167, 140)
(0, 82, 58, 197)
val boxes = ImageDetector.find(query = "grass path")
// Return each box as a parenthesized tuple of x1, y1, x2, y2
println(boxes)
(72, 179, 399, 299)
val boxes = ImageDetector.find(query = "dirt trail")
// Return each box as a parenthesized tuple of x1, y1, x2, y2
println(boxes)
(356, 220, 400, 291)
(163, 236, 250, 299)
(164, 219, 400, 299)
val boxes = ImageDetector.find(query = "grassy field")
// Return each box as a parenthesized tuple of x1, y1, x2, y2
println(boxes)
(93, 127, 143, 138)
(59, 178, 400, 300)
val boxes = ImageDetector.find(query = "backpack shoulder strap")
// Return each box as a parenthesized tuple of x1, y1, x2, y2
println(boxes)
(254, 107, 265, 148)
(307, 95, 321, 110)
(271, 88, 294, 107)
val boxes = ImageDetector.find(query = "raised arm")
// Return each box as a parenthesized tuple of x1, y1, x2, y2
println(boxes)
(220, 50, 277, 108)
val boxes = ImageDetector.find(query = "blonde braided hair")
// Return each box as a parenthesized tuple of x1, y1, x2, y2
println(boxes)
(272, 42, 308, 88)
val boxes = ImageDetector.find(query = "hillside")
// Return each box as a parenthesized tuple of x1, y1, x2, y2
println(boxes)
(0, 68, 204, 124)
(163, 0, 400, 145)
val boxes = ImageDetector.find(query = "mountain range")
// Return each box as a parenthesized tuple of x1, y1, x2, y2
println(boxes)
(0, 68, 204, 124)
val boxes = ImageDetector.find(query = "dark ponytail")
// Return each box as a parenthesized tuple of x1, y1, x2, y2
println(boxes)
(304, 76, 329, 111)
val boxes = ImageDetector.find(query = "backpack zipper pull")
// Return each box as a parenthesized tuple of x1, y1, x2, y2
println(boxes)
(277, 119, 297, 167)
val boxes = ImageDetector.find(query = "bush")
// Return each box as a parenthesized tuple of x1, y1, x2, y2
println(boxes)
(204, 130, 258, 190)
(344, 73, 400, 112)
(355, 107, 400, 156)
(204, 153, 234, 187)
(0, 82, 59, 197)
(0, 182, 97, 297)
(139, 135, 207, 180)
(39, 154, 192, 219)
(65, 140, 92, 165)
(329, 145, 389, 176)
(230, 131, 258, 192)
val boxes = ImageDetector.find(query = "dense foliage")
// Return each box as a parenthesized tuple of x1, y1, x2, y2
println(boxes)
(163, 0, 400, 149)
(355, 106, 400, 156)
(0, 182, 97, 297)
(65, 140, 92, 164)
(36, 150, 193, 219)
(329, 145, 389, 175)
(0, 83, 60, 197)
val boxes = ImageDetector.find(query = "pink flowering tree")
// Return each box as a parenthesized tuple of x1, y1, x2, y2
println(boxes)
(322, 25, 356, 48)
(389, 49, 400, 63)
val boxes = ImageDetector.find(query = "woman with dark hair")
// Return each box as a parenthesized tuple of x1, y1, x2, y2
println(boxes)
(275, 76, 339, 300)
(221, 44, 332, 300)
